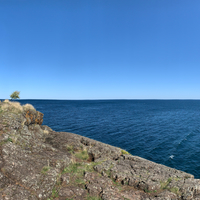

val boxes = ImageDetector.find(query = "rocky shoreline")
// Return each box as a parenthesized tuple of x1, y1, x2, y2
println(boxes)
(0, 100, 200, 200)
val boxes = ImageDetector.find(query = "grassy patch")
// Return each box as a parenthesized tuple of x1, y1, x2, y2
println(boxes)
(173, 177, 181, 181)
(105, 169, 112, 177)
(121, 149, 130, 155)
(75, 150, 89, 160)
(86, 195, 102, 200)
(112, 178, 121, 186)
(51, 187, 59, 199)
(62, 161, 102, 175)
(160, 178, 172, 190)
(0, 137, 13, 146)
(167, 178, 172, 182)
(75, 177, 86, 185)
(48, 173, 63, 200)
(7, 137, 13, 142)
(111, 178, 123, 191)
(62, 163, 82, 174)
(103, 163, 114, 177)
(62, 162, 87, 188)
(2, 121, 8, 126)
(169, 187, 181, 195)
(67, 145, 75, 154)
(47, 172, 63, 200)
(62, 161, 103, 189)
(41, 166, 51, 174)
(144, 189, 157, 193)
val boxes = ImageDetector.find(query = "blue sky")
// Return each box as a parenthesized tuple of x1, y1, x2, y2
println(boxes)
(1, 0, 200, 99)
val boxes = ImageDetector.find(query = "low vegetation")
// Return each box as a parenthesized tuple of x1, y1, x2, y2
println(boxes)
(86, 195, 102, 200)
(66, 145, 75, 154)
(0, 137, 13, 146)
(41, 166, 51, 174)
(0, 100, 35, 114)
(121, 149, 130, 155)
(1, 100, 23, 113)
(75, 150, 89, 160)
(62, 161, 100, 176)
(169, 187, 181, 196)
(160, 178, 172, 190)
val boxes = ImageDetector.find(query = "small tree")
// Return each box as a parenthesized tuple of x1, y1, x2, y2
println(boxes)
(10, 91, 20, 100)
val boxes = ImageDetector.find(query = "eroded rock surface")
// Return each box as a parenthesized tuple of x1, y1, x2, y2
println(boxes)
(0, 100, 200, 200)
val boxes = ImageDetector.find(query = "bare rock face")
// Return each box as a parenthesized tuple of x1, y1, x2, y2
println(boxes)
(0, 101, 200, 200)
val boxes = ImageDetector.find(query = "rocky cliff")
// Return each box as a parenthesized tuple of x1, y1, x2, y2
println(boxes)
(0, 100, 200, 200)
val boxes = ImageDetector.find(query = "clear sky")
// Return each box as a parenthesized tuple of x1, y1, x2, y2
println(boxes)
(1, 0, 200, 99)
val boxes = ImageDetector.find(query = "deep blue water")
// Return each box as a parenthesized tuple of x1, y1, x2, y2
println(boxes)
(10, 100, 200, 178)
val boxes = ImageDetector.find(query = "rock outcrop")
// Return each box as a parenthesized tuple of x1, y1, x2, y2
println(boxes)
(0, 100, 200, 200)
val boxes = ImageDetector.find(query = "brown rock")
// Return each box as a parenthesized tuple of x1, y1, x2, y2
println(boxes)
(24, 110, 44, 125)
(59, 187, 74, 197)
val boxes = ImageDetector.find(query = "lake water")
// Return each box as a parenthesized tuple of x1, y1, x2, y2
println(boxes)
(14, 100, 200, 178)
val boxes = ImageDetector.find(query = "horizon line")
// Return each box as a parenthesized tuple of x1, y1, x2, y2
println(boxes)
(1, 98, 200, 101)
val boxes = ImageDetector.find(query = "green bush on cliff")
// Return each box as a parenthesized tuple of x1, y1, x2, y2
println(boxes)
(121, 149, 130, 155)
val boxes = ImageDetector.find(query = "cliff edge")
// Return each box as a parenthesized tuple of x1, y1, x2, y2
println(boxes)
(0, 100, 200, 200)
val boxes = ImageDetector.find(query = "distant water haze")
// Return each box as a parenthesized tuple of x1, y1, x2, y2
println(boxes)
(12, 99, 200, 178)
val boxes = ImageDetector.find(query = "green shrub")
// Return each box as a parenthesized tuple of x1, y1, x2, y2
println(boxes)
(121, 149, 130, 155)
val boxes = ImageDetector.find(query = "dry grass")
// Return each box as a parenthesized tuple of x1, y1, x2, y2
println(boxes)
(11, 102, 23, 112)
(1, 101, 35, 113)
(22, 104, 35, 111)
(1, 101, 23, 112)
(43, 130, 49, 134)
(3, 99, 9, 103)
